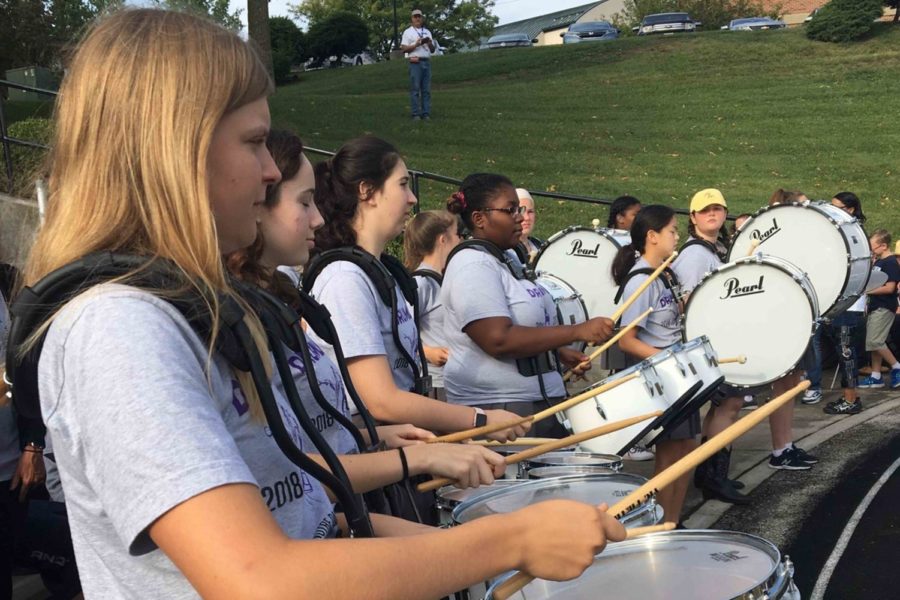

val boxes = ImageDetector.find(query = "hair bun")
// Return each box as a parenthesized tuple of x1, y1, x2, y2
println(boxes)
(447, 191, 467, 214)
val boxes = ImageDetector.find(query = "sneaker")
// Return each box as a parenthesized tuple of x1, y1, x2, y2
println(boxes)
(423, 115, 431, 121)
(857, 375, 885, 388)
(891, 368, 900, 389)
(625, 445, 655, 461)
(791, 444, 819, 464)
(412, 115, 421, 121)
(823, 399, 862, 415)
(768, 448, 812, 471)
(741, 395, 758, 410)
(801, 389, 822, 405)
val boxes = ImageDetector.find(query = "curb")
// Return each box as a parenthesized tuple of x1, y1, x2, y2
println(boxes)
(684, 397, 900, 528)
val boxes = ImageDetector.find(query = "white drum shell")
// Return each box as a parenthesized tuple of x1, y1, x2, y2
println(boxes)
(729, 202, 869, 318)
(534, 273, 589, 352)
(534, 227, 631, 320)
(520, 451, 623, 479)
(683, 255, 819, 387)
(486, 530, 800, 600)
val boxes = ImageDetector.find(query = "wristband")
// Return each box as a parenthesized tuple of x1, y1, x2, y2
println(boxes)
(397, 447, 410, 481)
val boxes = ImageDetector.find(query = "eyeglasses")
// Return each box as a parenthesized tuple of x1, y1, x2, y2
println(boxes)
(480, 206, 527, 216)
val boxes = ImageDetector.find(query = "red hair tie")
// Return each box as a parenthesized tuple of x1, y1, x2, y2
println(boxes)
(453, 191, 467, 209)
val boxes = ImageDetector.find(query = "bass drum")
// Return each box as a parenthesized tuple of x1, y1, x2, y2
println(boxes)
(728, 201, 870, 318)
(534, 227, 631, 320)
(534, 273, 589, 352)
(683, 255, 819, 387)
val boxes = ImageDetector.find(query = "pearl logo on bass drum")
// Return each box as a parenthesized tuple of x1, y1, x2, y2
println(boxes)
(720, 276, 765, 299)
(566, 239, 601, 258)
(749, 218, 781, 244)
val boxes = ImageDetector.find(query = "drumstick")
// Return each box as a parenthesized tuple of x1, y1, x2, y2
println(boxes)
(611, 251, 678, 323)
(591, 218, 601, 228)
(563, 308, 653, 382)
(491, 379, 810, 600)
(428, 373, 638, 444)
(717, 356, 747, 365)
(416, 411, 662, 493)
(746, 239, 760, 257)
(469, 438, 561, 447)
(624, 522, 676, 539)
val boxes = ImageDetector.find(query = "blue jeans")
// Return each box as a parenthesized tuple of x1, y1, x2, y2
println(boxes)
(806, 311, 864, 389)
(408, 59, 431, 117)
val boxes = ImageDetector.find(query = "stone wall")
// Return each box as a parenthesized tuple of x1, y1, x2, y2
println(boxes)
(0, 193, 40, 267)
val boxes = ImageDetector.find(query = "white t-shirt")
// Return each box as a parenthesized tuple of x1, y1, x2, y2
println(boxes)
(401, 25, 435, 60)
(414, 263, 447, 388)
(441, 247, 565, 405)
(39, 285, 338, 599)
(671, 237, 724, 295)
(620, 258, 682, 349)
(308, 261, 421, 407)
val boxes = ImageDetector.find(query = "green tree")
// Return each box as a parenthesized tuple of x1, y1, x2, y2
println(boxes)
(806, 0, 883, 42)
(290, 0, 497, 58)
(270, 16, 306, 82)
(157, 0, 243, 30)
(307, 11, 368, 64)
(613, 0, 782, 33)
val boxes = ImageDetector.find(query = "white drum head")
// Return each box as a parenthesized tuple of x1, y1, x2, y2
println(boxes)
(729, 202, 869, 317)
(683, 256, 818, 386)
(534, 227, 630, 320)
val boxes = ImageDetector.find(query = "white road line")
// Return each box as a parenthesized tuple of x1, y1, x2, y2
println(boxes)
(810, 454, 900, 600)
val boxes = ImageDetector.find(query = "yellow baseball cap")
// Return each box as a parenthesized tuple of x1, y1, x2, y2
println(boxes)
(690, 188, 727, 212)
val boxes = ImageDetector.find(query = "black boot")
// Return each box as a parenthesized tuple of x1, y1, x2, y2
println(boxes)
(721, 446, 746, 490)
(699, 449, 749, 505)
(694, 437, 712, 489)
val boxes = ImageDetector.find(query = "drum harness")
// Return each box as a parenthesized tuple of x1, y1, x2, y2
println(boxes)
(5, 253, 376, 538)
(302, 247, 431, 397)
(444, 239, 563, 409)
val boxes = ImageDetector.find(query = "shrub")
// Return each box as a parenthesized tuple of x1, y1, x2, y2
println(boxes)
(806, 0, 883, 42)
(0, 117, 53, 197)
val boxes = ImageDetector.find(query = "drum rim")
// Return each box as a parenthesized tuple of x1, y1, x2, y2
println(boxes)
(681, 254, 818, 388)
(526, 465, 619, 479)
(522, 451, 624, 468)
(436, 479, 527, 508)
(726, 202, 866, 317)
(451, 473, 653, 524)
(485, 529, 788, 600)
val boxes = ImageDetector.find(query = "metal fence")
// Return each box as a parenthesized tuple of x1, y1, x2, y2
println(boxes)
(1, 82, 700, 220)
(0, 79, 56, 194)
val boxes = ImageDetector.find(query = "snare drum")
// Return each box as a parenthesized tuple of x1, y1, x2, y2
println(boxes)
(683, 255, 819, 387)
(534, 227, 631, 320)
(534, 273, 589, 352)
(436, 480, 526, 527)
(487, 530, 801, 600)
(520, 451, 622, 479)
(492, 445, 576, 479)
(565, 351, 704, 455)
(452, 474, 662, 529)
(729, 201, 869, 318)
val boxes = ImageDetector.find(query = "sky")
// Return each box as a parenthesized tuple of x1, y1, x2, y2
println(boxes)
(231, 0, 595, 30)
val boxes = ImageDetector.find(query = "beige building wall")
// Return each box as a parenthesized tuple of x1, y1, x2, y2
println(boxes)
(535, 27, 567, 46)
(579, 0, 628, 23)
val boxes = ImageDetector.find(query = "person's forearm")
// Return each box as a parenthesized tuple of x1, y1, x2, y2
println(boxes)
(370, 513, 436, 537)
(473, 323, 579, 359)
(309, 447, 437, 493)
(365, 389, 474, 432)
(619, 334, 658, 361)
(261, 516, 522, 599)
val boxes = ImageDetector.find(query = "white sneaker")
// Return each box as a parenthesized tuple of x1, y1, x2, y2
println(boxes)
(625, 445, 655, 461)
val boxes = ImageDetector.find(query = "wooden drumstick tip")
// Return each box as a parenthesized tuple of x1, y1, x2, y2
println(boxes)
(718, 355, 747, 365)
(591, 218, 601, 228)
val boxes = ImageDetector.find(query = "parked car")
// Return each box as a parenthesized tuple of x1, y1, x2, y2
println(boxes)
(721, 17, 787, 31)
(561, 21, 619, 43)
(633, 12, 700, 35)
(485, 33, 532, 49)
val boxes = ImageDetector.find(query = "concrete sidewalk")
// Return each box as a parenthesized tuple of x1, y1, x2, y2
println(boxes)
(619, 374, 900, 527)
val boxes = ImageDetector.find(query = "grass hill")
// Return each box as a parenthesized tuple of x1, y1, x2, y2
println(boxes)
(269, 25, 900, 239)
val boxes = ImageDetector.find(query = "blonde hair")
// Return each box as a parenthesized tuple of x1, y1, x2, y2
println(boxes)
(402, 210, 456, 270)
(24, 8, 274, 419)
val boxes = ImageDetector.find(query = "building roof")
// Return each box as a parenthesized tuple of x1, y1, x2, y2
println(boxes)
(492, 2, 606, 40)
(759, 0, 825, 15)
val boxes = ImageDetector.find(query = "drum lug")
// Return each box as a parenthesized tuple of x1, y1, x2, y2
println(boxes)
(594, 402, 608, 421)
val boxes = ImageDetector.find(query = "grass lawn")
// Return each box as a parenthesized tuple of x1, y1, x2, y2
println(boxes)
(270, 25, 900, 240)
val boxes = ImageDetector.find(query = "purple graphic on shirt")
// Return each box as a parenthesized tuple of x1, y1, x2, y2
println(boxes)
(231, 380, 250, 417)
(397, 303, 413, 325)
(278, 403, 305, 450)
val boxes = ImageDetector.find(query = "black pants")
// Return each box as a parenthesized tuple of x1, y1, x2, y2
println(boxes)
(0, 481, 28, 600)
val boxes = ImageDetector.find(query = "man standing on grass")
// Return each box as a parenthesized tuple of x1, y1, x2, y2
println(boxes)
(400, 9, 436, 120)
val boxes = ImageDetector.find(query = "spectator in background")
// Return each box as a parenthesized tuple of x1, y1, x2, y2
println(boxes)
(607, 195, 641, 230)
(516, 188, 542, 261)
(400, 9, 436, 121)
(858, 229, 900, 390)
